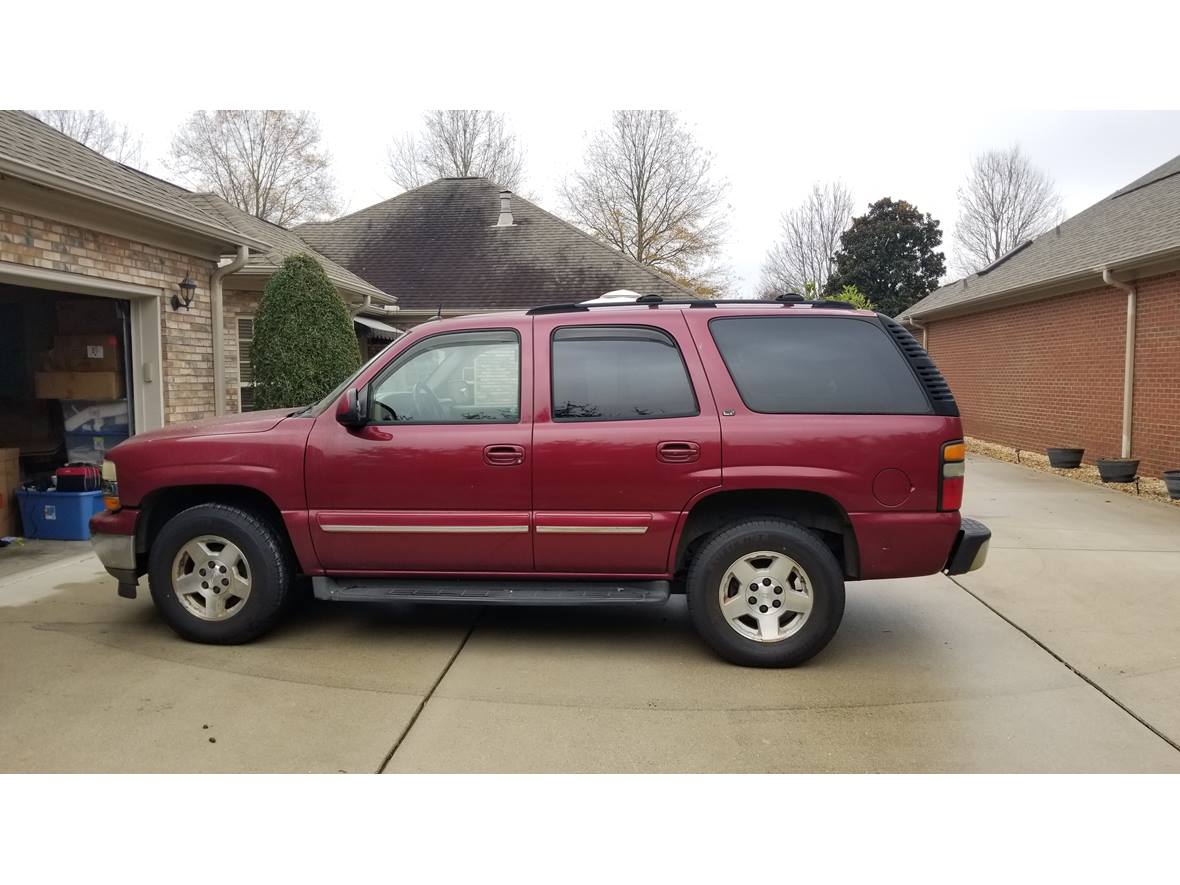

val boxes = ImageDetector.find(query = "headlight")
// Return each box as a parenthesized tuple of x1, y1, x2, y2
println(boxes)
(101, 460, 120, 512)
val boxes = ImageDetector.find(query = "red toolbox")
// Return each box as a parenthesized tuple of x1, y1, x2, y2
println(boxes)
(55, 463, 102, 492)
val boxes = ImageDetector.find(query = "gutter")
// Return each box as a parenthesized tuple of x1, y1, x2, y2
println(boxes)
(1101, 267, 1137, 459)
(210, 246, 249, 416)
(909, 317, 928, 348)
(906, 242, 1180, 324)
(0, 157, 269, 251)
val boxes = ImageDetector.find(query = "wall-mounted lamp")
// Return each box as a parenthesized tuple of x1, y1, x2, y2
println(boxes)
(172, 276, 198, 311)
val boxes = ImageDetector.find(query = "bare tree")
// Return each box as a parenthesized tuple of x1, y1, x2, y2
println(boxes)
(166, 110, 341, 226)
(387, 111, 525, 191)
(953, 144, 1064, 275)
(758, 181, 854, 297)
(30, 110, 143, 166)
(560, 110, 729, 290)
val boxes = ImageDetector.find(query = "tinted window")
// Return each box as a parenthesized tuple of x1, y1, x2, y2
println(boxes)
(370, 330, 520, 423)
(551, 325, 698, 421)
(709, 316, 931, 414)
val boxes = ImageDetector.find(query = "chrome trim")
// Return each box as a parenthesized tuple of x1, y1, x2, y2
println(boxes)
(91, 531, 136, 572)
(536, 525, 649, 535)
(319, 524, 529, 534)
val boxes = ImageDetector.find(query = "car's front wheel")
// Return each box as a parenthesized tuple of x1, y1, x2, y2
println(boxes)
(687, 518, 845, 667)
(148, 503, 292, 644)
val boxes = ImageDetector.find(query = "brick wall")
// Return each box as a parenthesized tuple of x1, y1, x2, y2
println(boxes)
(0, 208, 219, 425)
(926, 271, 1180, 477)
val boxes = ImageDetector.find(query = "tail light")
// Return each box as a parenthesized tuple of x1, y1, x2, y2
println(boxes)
(939, 440, 965, 511)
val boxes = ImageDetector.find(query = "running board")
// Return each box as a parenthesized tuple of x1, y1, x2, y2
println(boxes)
(312, 576, 670, 606)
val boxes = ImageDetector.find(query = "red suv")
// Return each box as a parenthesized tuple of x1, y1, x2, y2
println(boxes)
(91, 295, 989, 667)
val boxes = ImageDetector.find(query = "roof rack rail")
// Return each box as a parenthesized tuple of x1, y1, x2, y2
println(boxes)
(524, 296, 859, 316)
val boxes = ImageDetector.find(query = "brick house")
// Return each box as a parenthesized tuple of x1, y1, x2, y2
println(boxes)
(900, 153, 1180, 477)
(0, 111, 688, 491)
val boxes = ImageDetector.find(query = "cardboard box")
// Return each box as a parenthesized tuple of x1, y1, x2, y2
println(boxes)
(43, 333, 123, 372)
(0, 448, 19, 537)
(34, 371, 125, 400)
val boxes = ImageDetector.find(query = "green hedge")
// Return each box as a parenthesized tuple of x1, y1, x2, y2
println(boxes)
(250, 253, 361, 410)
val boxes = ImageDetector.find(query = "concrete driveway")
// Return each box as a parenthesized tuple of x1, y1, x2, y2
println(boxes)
(1, 455, 1178, 773)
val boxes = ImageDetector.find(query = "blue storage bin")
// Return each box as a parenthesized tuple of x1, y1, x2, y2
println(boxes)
(15, 489, 105, 540)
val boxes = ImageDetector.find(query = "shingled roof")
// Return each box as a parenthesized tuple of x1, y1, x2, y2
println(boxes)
(902, 151, 1180, 322)
(295, 177, 693, 310)
(0, 111, 393, 303)
(0, 110, 264, 248)
(183, 193, 392, 302)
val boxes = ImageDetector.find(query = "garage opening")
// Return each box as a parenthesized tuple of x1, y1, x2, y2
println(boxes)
(0, 284, 134, 538)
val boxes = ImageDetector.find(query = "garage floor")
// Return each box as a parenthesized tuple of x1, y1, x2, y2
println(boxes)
(1, 455, 1178, 773)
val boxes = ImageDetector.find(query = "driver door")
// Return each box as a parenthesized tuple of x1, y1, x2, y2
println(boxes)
(305, 325, 533, 573)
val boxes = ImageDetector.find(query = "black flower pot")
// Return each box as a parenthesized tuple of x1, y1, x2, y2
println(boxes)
(1046, 447, 1084, 469)
(1164, 470, 1180, 500)
(1096, 458, 1139, 483)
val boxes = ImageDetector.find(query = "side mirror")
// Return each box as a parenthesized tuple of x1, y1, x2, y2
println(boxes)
(335, 387, 368, 428)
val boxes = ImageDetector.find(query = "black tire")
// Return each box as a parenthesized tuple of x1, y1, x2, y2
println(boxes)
(148, 503, 293, 644)
(686, 518, 845, 667)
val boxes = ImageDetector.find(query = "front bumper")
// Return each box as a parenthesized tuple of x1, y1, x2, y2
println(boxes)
(944, 517, 990, 575)
(90, 508, 141, 598)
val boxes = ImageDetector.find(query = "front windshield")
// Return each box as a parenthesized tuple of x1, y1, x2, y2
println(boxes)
(298, 340, 398, 417)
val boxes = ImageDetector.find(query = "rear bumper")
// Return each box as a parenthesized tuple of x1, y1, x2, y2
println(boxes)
(944, 517, 991, 575)
(89, 508, 141, 597)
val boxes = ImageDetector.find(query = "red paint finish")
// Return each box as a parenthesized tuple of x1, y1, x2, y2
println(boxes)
(530, 311, 722, 573)
(90, 506, 138, 537)
(304, 316, 534, 572)
(96, 303, 974, 586)
(872, 468, 914, 507)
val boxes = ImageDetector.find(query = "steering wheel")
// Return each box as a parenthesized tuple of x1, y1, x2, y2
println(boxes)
(412, 382, 446, 421)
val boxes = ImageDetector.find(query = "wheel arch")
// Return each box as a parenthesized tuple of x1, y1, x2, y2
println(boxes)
(672, 488, 860, 580)
(135, 484, 299, 571)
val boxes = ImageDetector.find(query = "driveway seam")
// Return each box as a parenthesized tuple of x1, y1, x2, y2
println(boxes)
(376, 610, 481, 773)
(948, 575, 1180, 755)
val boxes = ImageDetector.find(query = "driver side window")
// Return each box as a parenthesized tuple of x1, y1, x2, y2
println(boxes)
(369, 329, 520, 424)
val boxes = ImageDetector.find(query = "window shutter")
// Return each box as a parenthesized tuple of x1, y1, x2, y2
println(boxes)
(237, 317, 255, 412)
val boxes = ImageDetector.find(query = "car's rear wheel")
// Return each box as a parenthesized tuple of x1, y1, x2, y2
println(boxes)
(148, 503, 292, 644)
(687, 518, 845, 667)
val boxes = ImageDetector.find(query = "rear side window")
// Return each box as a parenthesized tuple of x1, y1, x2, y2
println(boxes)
(709, 316, 931, 414)
(551, 325, 698, 421)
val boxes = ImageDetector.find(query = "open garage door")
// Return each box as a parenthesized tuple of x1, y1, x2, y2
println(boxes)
(0, 284, 131, 470)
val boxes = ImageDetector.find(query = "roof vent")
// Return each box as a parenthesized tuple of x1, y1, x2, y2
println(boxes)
(496, 190, 514, 227)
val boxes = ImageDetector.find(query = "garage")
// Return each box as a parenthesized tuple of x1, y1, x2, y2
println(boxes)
(0, 284, 137, 539)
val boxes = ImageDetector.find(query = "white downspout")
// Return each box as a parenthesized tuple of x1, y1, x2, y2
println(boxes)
(350, 293, 372, 318)
(210, 245, 249, 416)
(1102, 267, 1137, 459)
(910, 318, 928, 349)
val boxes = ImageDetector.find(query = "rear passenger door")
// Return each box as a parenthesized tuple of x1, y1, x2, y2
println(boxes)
(531, 311, 722, 575)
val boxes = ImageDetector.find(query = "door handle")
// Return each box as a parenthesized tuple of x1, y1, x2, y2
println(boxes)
(657, 441, 700, 463)
(484, 444, 525, 466)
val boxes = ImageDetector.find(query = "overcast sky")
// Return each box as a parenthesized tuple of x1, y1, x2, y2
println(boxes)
(118, 108, 1180, 297)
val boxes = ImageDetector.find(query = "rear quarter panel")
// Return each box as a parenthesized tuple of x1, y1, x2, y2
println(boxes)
(682, 308, 963, 579)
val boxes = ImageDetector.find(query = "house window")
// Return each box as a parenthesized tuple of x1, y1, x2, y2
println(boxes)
(237, 317, 255, 412)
